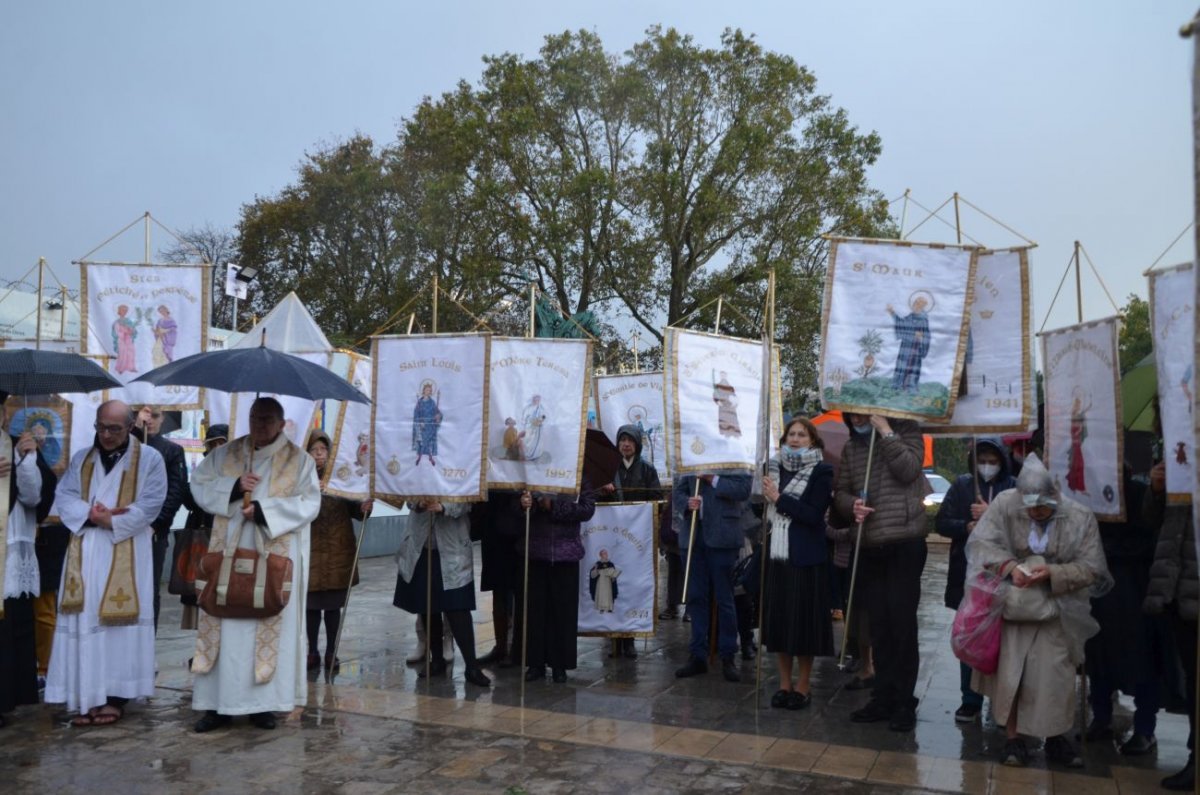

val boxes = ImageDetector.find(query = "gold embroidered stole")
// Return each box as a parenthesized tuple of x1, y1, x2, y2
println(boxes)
(0, 435, 12, 619)
(193, 437, 302, 684)
(59, 438, 142, 625)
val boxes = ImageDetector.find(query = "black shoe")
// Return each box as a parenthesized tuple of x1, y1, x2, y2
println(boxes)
(622, 638, 638, 659)
(850, 699, 893, 723)
(324, 653, 340, 675)
(464, 667, 492, 687)
(1119, 733, 1157, 756)
(845, 675, 875, 691)
(1083, 720, 1113, 742)
(418, 657, 448, 679)
(524, 665, 546, 682)
(551, 668, 567, 683)
(1001, 738, 1029, 767)
(249, 712, 276, 730)
(721, 657, 740, 682)
(770, 689, 790, 709)
(193, 711, 232, 733)
(1044, 734, 1083, 768)
(1163, 758, 1195, 791)
(740, 642, 756, 661)
(889, 704, 917, 732)
(675, 657, 707, 678)
(658, 608, 679, 620)
(954, 703, 981, 723)
(682, 613, 691, 623)
(476, 647, 507, 665)
(786, 691, 811, 711)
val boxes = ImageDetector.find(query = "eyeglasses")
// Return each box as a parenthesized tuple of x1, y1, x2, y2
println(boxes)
(94, 422, 128, 435)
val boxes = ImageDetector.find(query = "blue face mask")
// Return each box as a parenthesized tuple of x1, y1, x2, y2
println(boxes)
(852, 424, 872, 436)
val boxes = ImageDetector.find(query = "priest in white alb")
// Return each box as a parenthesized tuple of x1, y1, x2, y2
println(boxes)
(191, 397, 320, 732)
(44, 400, 167, 726)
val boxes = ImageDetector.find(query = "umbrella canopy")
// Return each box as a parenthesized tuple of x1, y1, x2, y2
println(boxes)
(134, 346, 369, 404)
(583, 428, 621, 488)
(1122, 353, 1157, 433)
(0, 349, 122, 396)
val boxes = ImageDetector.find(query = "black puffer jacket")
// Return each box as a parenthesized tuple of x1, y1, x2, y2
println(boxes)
(830, 418, 930, 547)
(1144, 491, 1198, 621)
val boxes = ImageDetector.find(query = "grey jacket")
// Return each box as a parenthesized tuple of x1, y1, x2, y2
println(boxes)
(1143, 491, 1198, 621)
(830, 418, 930, 547)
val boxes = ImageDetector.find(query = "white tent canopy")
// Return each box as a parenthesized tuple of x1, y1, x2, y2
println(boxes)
(232, 291, 332, 353)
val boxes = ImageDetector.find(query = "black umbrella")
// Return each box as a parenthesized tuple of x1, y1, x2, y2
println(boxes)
(0, 349, 122, 396)
(133, 345, 369, 404)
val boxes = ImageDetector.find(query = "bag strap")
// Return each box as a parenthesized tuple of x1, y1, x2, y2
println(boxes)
(215, 484, 270, 609)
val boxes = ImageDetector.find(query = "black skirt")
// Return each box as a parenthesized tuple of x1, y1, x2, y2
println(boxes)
(762, 560, 834, 657)
(393, 548, 476, 614)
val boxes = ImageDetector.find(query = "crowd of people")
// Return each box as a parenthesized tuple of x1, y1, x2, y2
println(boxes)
(0, 399, 1195, 791)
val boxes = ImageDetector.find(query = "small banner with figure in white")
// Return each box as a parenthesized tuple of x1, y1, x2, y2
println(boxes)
(595, 372, 670, 480)
(577, 502, 657, 637)
(487, 337, 591, 494)
(819, 237, 976, 421)
(926, 247, 1036, 434)
(322, 351, 373, 500)
(1150, 263, 1195, 503)
(373, 334, 490, 503)
(1040, 316, 1125, 520)
(81, 263, 211, 408)
(664, 328, 779, 474)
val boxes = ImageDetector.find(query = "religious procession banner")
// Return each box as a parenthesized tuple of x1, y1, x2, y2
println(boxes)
(576, 501, 657, 637)
(372, 333, 490, 504)
(3, 395, 71, 476)
(819, 237, 977, 421)
(594, 372, 670, 480)
(80, 263, 211, 408)
(322, 351, 373, 500)
(1040, 316, 1125, 521)
(0, 338, 83, 353)
(925, 247, 1036, 435)
(664, 328, 780, 474)
(486, 337, 591, 494)
(1149, 263, 1194, 503)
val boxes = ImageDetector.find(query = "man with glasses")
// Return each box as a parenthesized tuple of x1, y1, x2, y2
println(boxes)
(44, 400, 168, 727)
(133, 405, 189, 632)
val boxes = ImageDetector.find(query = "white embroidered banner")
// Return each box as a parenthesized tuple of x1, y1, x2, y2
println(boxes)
(595, 372, 670, 480)
(372, 334, 489, 503)
(819, 238, 976, 421)
(323, 351, 373, 500)
(1150, 263, 1194, 503)
(1041, 317, 1125, 520)
(926, 247, 1036, 435)
(487, 337, 591, 494)
(576, 502, 657, 637)
(664, 329, 778, 474)
(81, 263, 210, 408)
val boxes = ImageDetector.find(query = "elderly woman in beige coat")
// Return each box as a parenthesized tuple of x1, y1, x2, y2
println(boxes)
(966, 455, 1111, 769)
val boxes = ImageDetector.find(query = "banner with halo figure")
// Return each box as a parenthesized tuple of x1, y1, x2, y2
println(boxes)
(819, 237, 976, 421)
(1040, 316, 1125, 521)
(595, 371, 670, 480)
(576, 501, 657, 637)
(1149, 263, 1194, 504)
(372, 334, 490, 504)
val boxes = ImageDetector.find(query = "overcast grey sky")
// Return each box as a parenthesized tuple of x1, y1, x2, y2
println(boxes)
(1, 1, 1193, 335)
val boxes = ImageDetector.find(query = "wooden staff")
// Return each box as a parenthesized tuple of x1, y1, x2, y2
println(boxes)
(425, 512, 434, 682)
(519, 499, 531, 704)
(679, 479, 703, 605)
(837, 427, 878, 669)
(327, 500, 372, 682)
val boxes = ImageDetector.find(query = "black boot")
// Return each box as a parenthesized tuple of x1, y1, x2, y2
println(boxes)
(622, 638, 638, 659)
(1163, 757, 1196, 791)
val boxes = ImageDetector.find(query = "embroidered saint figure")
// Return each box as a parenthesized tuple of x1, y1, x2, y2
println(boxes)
(712, 371, 742, 438)
(112, 304, 138, 375)
(589, 549, 620, 613)
(412, 380, 442, 466)
(886, 290, 933, 393)
(1066, 390, 1092, 494)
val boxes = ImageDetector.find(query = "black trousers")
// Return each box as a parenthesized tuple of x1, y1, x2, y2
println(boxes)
(861, 537, 927, 709)
(519, 560, 580, 671)
(1174, 610, 1197, 756)
(151, 530, 169, 632)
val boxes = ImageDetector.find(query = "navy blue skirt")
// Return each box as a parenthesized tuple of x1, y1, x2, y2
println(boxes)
(393, 548, 476, 614)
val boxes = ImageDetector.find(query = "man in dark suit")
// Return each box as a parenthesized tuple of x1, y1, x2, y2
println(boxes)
(672, 472, 752, 682)
(134, 406, 188, 632)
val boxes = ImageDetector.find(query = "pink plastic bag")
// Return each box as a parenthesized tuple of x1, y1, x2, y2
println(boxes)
(950, 572, 1003, 675)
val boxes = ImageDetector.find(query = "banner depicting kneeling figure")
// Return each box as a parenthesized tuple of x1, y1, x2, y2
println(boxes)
(1040, 316, 1125, 520)
(576, 501, 657, 637)
(1149, 263, 1194, 503)
(323, 351, 374, 500)
(81, 262, 211, 408)
(487, 337, 591, 494)
(372, 333, 490, 503)
(595, 371, 670, 479)
(819, 237, 976, 421)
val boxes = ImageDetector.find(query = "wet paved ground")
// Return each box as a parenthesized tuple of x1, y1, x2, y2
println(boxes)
(0, 545, 1188, 793)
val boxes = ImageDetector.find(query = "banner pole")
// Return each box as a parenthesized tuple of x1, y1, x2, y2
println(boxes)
(679, 479, 703, 613)
(1074, 240, 1083, 324)
(953, 192, 962, 245)
(35, 257, 44, 350)
(838, 428, 878, 669)
(754, 270, 775, 709)
(520, 503, 531, 704)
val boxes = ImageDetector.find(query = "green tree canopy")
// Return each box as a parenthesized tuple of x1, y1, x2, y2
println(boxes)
(1118, 293, 1151, 374)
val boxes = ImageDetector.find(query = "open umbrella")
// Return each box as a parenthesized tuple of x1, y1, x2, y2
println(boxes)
(133, 341, 369, 404)
(0, 349, 121, 396)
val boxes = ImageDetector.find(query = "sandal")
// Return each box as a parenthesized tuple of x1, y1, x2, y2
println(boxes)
(91, 704, 123, 726)
(71, 711, 96, 727)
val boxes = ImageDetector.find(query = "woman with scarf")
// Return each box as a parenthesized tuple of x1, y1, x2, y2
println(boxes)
(966, 454, 1111, 768)
(760, 416, 834, 710)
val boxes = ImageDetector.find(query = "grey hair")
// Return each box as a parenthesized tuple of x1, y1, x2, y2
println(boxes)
(95, 400, 134, 427)
(1016, 453, 1058, 507)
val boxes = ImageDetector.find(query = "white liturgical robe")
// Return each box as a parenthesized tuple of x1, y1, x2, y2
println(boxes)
(190, 433, 320, 715)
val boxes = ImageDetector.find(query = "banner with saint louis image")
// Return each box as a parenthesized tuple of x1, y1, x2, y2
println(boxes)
(1149, 263, 1194, 504)
(925, 247, 1036, 435)
(486, 337, 591, 494)
(322, 350, 373, 500)
(372, 334, 490, 504)
(576, 502, 657, 637)
(1040, 316, 1125, 521)
(80, 262, 211, 408)
(819, 237, 976, 421)
(664, 328, 780, 474)
(595, 371, 670, 480)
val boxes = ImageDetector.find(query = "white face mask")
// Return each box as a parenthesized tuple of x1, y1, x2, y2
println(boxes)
(977, 463, 1000, 481)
